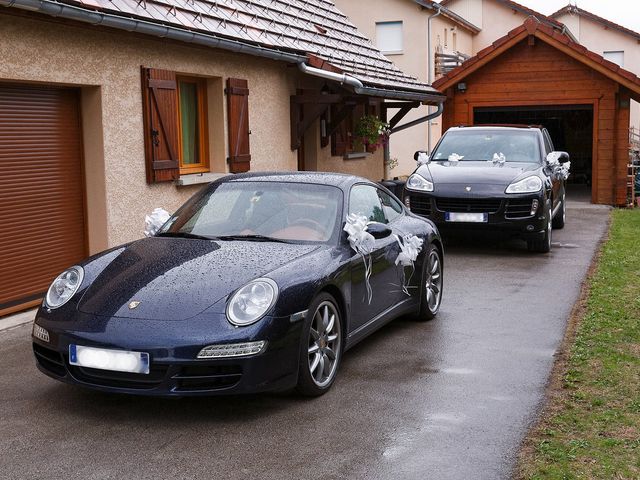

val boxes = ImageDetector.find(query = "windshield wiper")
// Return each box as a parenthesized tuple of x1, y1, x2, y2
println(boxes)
(156, 231, 214, 240)
(214, 234, 292, 243)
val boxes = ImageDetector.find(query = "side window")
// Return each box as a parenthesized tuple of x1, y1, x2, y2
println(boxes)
(349, 185, 386, 224)
(378, 189, 403, 223)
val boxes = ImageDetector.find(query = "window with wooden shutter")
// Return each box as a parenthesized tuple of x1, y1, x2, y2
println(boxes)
(141, 67, 180, 183)
(226, 78, 251, 173)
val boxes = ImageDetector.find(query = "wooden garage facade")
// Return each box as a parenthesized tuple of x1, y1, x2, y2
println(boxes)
(0, 85, 87, 316)
(433, 18, 640, 206)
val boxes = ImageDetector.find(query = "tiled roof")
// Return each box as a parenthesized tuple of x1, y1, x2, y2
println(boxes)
(550, 4, 640, 42)
(8, 0, 438, 97)
(432, 17, 640, 96)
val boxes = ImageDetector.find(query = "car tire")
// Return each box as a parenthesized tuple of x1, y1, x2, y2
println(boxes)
(295, 293, 343, 397)
(552, 191, 566, 230)
(528, 199, 552, 253)
(414, 244, 443, 321)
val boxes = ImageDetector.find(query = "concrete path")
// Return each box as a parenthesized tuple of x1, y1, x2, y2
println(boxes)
(0, 193, 609, 479)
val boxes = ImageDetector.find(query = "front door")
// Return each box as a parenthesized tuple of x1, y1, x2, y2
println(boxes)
(348, 184, 400, 331)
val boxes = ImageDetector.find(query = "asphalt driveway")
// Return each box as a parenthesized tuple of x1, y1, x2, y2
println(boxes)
(0, 191, 610, 480)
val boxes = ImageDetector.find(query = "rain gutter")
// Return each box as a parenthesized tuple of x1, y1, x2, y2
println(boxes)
(390, 102, 443, 134)
(297, 62, 445, 104)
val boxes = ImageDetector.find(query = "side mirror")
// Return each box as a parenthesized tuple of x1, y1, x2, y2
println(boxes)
(367, 222, 393, 240)
(546, 151, 570, 165)
(414, 150, 430, 165)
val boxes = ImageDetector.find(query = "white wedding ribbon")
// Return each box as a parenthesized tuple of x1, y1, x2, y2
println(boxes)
(144, 208, 171, 237)
(344, 214, 375, 304)
(394, 234, 424, 295)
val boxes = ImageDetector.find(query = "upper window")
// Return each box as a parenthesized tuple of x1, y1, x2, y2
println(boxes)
(376, 21, 403, 54)
(349, 185, 386, 224)
(603, 51, 624, 67)
(177, 76, 209, 174)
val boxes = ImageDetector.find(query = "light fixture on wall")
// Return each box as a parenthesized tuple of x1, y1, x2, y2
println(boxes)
(457, 82, 467, 93)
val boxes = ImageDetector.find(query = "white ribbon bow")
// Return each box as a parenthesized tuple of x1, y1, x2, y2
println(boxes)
(344, 214, 375, 304)
(491, 152, 506, 165)
(394, 234, 423, 295)
(144, 208, 171, 237)
(448, 153, 464, 163)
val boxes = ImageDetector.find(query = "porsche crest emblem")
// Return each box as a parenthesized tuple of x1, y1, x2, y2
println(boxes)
(128, 301, 141, 310)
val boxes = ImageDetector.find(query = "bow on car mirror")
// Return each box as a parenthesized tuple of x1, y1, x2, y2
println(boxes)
(414, 150, 430, 165)
(546, 151, 570, 165)
(367, 222, 393, 240)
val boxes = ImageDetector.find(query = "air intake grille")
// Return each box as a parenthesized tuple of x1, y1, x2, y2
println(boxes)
(408, 195, 431, 217)
(435, 197, 502, 213)
(505, 199, 535, 219)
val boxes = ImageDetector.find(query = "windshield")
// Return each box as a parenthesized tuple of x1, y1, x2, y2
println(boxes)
(158, 181, 343, 243)
(432, 130, 541, 163)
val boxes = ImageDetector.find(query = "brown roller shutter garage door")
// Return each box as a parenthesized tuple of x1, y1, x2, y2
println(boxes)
(0, 85, 86, 316)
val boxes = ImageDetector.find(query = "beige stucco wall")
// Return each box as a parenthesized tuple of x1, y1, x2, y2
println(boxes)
(1, 13, 385, 251)
(555, 12, 640, 130)
(334, 0, 475, 176)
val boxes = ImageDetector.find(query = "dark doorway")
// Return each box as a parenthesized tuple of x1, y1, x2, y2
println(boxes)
(474, 105, 594, 187)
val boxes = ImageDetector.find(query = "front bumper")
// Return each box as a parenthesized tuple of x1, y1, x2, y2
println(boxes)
(31, 309, 303, 396)
(405, 192, 547, 239)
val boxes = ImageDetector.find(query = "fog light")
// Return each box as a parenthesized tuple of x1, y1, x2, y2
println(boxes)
(197, 341, 266, 359)
(32, 324, 49, 343)
(530, 199, 539, 216)
(404, 196, 411, 210)
(526, 225, 535, 231)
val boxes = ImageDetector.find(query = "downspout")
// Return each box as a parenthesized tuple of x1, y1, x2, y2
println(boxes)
(427, 3, 442, 153)
(390, 102, 443, 134)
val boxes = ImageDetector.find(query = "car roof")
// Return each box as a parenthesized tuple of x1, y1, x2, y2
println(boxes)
(449, 124, 544, 131)
(221, 171, 371, 189)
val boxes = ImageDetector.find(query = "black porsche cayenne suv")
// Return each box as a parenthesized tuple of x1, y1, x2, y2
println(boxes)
(403, 125, 570, 253)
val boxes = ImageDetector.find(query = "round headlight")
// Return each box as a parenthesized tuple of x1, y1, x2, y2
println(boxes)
(226, 278, 278, 326)
(45, 266, 84, 309)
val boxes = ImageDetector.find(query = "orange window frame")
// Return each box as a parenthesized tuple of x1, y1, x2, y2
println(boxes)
(176, 76, 209, 174)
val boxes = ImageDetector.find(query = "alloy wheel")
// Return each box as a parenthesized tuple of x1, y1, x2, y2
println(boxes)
(307, 301, 341, 388)
(425, 249, 442, 313)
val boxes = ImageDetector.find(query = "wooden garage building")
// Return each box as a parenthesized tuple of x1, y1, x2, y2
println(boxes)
(433, 18, 640, 206)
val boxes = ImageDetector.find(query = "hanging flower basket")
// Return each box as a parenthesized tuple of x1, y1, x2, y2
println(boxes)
(354, 115, 390, 152)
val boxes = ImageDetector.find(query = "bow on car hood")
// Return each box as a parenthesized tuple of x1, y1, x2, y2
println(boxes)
(78, 237, 320, 320)
(420, 161, 540, 185)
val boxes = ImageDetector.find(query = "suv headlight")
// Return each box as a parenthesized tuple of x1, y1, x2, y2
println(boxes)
(406, 173, 434, 192)
(45, 266, 84, 309)
(226, 278, 278, 326)
(505, 176, 542, 194)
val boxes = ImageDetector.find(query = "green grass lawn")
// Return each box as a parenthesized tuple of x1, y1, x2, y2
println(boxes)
(518, 209, 640, 480)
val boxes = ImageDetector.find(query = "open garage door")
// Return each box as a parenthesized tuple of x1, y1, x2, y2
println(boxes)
(0, 85, 86, 316)
(474, 105, 594, 195)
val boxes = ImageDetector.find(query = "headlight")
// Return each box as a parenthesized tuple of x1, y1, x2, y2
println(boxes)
(45, 266, 84, 309)
(226, 278, 278, 326)
(406, 173, 434, 192)
(505, 176, 542, 194)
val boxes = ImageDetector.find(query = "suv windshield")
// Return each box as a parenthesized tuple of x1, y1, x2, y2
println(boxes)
(158, 182, 342, 243)
(432, 129, 541, 163)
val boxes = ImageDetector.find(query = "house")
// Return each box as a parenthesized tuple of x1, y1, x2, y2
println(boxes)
(0, 0, 444, 316)
(334, 0, 570, 175)
(433, 17, 640, 206)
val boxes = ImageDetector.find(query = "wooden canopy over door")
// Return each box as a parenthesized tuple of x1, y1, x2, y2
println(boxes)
(0, 84, 86, 316)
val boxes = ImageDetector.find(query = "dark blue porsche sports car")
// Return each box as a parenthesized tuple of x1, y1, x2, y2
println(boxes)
(32, 172, 444, 396)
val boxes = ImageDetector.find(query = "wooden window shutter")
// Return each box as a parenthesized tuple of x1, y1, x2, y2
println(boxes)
(141, 67, 180, 183)
(226, 78, 251, 173)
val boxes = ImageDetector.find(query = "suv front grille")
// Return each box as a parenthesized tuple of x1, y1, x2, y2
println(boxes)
(408, 195, 432, 217)
(435, 197, 502, 213)
(505, 199, 535, 219)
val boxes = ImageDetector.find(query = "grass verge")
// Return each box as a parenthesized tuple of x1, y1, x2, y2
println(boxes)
(517, 209, 640, 479)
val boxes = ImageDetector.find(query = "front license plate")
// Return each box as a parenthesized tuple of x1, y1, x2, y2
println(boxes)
(445, 212, 488, 223)
(69, 344, 150, 374)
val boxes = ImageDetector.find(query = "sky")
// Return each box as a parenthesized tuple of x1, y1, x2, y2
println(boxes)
(497, 1, 640, 33)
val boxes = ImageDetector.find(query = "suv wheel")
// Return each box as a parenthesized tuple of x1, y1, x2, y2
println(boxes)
(528, 199, 552, 253)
